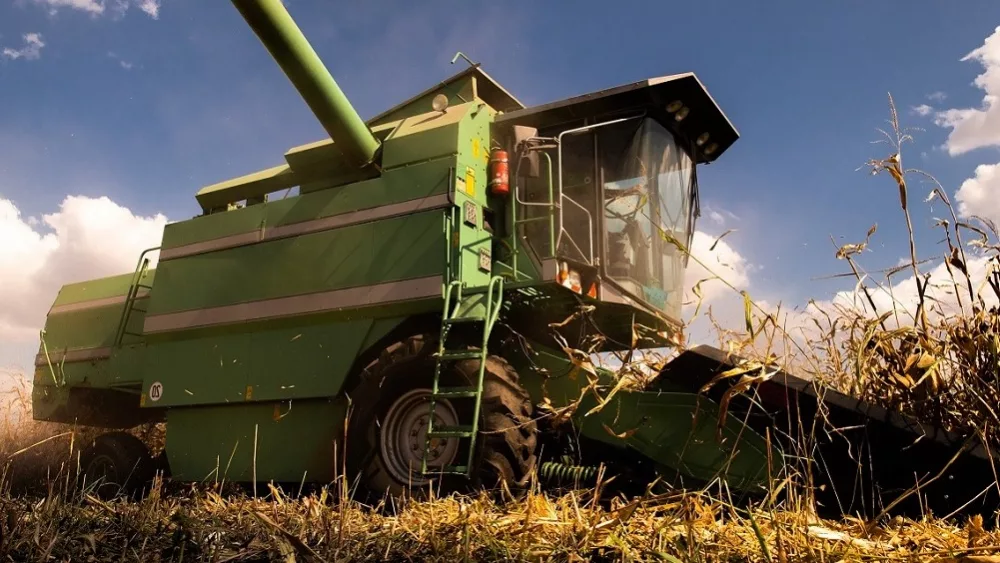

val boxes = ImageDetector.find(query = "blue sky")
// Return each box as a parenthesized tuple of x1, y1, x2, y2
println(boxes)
(2, 0, 1000, 373)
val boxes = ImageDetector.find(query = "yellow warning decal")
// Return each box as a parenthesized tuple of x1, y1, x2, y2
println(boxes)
(465, 167, 476, 197)
(471, 137, 480, 159)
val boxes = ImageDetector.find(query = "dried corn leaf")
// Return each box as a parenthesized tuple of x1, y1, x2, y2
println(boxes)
(698, 361, 765, 395)
(602, 422, 638, 440)
(709, 229, 736, 252)
(716, 369, 775, 439)
(742, 291, 754, 337)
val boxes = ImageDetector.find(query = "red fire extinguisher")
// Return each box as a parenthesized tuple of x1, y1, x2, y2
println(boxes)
(489, 149, 509, 196)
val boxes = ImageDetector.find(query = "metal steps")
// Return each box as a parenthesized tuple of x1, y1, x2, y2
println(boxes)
(421, 275, 504, 478)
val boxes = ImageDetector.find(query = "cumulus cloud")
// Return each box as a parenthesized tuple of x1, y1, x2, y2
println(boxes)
(678, 228, 772, 350)
(0, 196, 167, 369)
(834, 260, 981, 321)
(2, 33, 45, 61)
(684, 230, 752, 308)
(934, 26, 1000, 155)
(912, 104, 934, 117)
(955, 162, 1000, 225)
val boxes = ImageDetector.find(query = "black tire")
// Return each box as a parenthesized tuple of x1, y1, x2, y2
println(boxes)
(344, 334, 538, 503)
(78, 431, 155, 500)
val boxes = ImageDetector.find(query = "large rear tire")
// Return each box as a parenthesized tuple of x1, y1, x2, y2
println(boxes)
(344, 334, 538, 503)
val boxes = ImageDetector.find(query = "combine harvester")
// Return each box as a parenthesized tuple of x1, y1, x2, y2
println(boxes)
(31, 0, 999, 519)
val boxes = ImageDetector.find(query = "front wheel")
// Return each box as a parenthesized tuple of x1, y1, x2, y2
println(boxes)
(344, 335, 538, 503)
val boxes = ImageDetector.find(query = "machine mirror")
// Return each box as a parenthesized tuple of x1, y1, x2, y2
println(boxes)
(513, 125, 540, 178)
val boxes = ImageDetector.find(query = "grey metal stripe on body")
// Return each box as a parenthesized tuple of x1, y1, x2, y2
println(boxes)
(143, 275, 443, 333)
(159, 193, 453, 261)
(47, 289, 150, 316)
(34, 346, 113, 367)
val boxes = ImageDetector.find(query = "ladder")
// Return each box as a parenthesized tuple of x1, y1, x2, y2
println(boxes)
(113, 247, 158, 347)
(421, 274, 504, 477)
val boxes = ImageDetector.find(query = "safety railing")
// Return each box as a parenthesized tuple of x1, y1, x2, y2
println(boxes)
(113, 246, 160, 347)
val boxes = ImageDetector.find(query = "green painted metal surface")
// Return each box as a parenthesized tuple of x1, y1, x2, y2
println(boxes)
(42, 303, 134, 352)
(139, 319, 374, 408)
(48, 270, 148, 307)
(35, 268, 157, 390)
(30, 383, 70, 422)
(507, 339, 774, 490)
(33, 361, 107, 389)
(165, 155, 451, 251)
(577, 389, 775, 491)
(152, 208, 447, 321)
(164, 398, 345, 483)
(376, 78, 477, 128)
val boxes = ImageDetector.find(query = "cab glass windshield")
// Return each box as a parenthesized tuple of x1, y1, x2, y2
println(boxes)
(513, 116, 697, 321)
(600, 117, 696, 320)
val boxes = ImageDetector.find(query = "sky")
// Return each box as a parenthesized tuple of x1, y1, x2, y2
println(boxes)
(3, 0, 1000, 378)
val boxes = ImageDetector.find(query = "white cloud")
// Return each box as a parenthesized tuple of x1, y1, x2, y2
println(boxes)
(701, 204, 740, 228)
(678, 228, 822, 361)
(934, 25, 1000, 155)
(136, 0, 159, 18)
(812, 251, 997, 333)
(684, 230, 752, 308)
(0, 196, 167, 370)
(2, 33, 45, 61)
(678, 229, 773, 352)
(34, 0, 103, 15)
(913, 104, 934, 117)
(955, 162, 1000, 225)
(107, 51, 134, 70)
(30, 0, 161, 18)
(928, 91, 948, 102)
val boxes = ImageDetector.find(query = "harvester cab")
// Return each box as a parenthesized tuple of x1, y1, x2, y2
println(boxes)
(32, 0, 784, 508)
(488, 74, 736, 350)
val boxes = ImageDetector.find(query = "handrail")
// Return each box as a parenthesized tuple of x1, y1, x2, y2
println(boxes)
(508, 142, 558, 281)
(113, 246, 160, 347)
(486, 275, 504, 330)
(560, 193, 594, 264)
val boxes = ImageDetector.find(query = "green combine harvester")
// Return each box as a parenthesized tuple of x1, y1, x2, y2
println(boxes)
(32, 0, 999, 518)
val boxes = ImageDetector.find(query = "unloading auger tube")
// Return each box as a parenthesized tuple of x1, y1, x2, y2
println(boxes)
(230, 0, 381, 169)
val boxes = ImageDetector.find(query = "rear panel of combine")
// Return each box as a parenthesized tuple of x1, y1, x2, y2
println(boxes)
(137, 88, 504, 483)
(32, 269, 159, 428)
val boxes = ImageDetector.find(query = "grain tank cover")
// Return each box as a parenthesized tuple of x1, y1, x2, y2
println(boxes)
(496, 72, 737, 163)
(367, 65, 525, 127)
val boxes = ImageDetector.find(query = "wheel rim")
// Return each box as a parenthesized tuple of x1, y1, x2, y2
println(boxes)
(380, 388, 460, 486)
